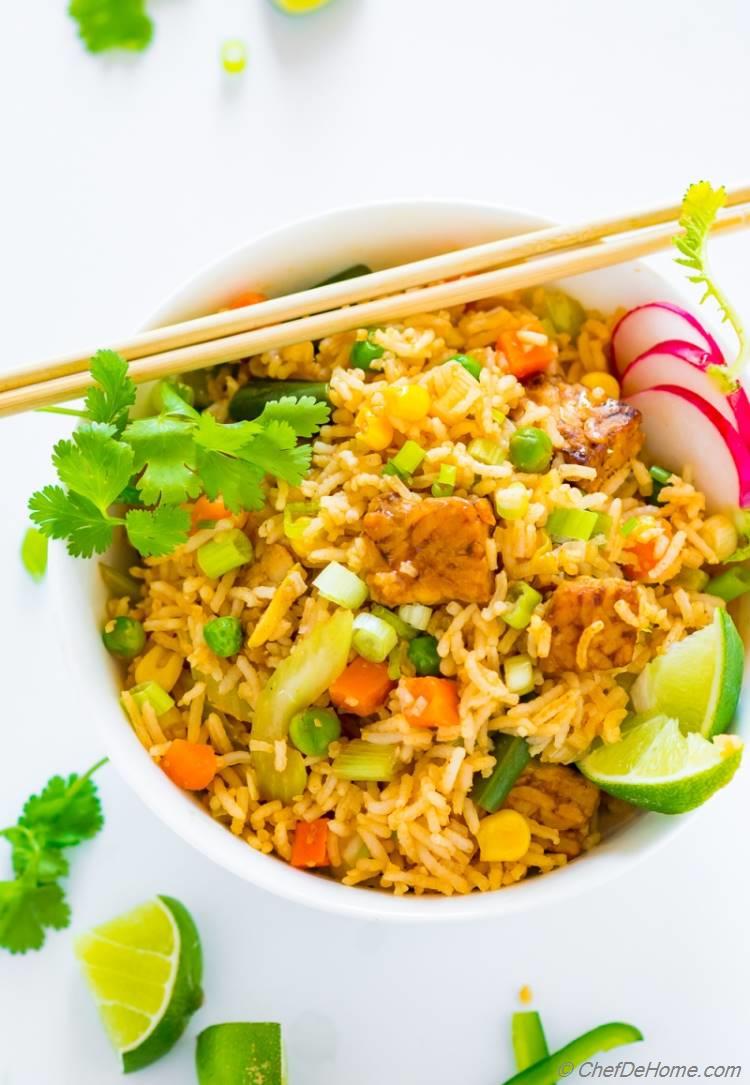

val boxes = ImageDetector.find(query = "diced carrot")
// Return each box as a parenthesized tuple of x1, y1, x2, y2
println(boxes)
(497, 330, 555, 380)
(190, 495, 232, 532)
(226, 289, 267, 310)
(161, 740, 217, 790)
(329, 658, 395, 717)
(291, 819, 330, 868)
(401, 677, 460, 729)
(623, 538, 660, 579)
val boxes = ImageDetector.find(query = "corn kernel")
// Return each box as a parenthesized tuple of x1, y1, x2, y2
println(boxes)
(384, 384, 431, 423)
(701, 514, 738, 562)
(580, 371, 621, 400)
(477, 809, 531, 862)
(134, 645, 184, 693)
(360, 413, 394, 451)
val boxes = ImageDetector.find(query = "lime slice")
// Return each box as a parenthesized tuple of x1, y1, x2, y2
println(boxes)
(271, 0, 333, 13)
(76, 895, 203, 1073)
(631, 609, 745, 736)
(579, 715, 743, 813)
(196, 1023, 286, 1085)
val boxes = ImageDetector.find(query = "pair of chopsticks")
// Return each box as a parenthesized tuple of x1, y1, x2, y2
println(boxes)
(3, 187, 750, 418)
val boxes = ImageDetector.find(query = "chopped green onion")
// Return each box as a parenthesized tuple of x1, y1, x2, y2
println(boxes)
(352, 613, 398, 663)
(502, 582, 542, 630)
(21, 527, 48, 583)
(472, 734, 531, 812)
(221, 39, 247, 74)
(542, 289, 586, 338)
(648, 464, 673, 504)
(673, 568, 710, 592)
(594, 512, 613, 537)
(127, 681, 175, 717)
(99, 562, 143, 600)
(289, 706, 341, 757)
(500, 1022, 643, 1085)
(397, 604, 432, 631)
(102, 616, 146, 659)
(512, 1011, 549, 1072)
(491, 408, 507, 424)
(350, 337, 385, 371)
(509, 427, 553, 473)
(450, 353, 482, 380)
(313, 562, 368, 609)
(546, 507, 599, 542)
(431, 463, 457, 498)
(468, 438, 505, 466)
(705, 566, 750, 602)
(503, 654, 535, 696)
(204, 616, 243, 658)
(619, 516, 640, 537)
(384, 440, 426, 479)
(332, 740, 397, 782)
(494, 482, 530, 520)
(407, 634, 441, 676)
(371, 604, 418, 640)
(196, 529, 253, 579)
(283, 501, 319, 539)
(387, 641, 408, 680)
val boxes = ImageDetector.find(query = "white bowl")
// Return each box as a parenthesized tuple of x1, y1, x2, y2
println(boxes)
(54, 199, 748, 921)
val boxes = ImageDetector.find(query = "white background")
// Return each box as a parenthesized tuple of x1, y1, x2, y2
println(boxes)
(1, 2, 749, 1083)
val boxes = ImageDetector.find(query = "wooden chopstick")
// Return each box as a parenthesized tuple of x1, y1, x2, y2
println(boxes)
(2, 198, 750, 418)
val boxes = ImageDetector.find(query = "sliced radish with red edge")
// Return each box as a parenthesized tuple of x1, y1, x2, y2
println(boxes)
(625, 384, 750, 512)
(611, 302, 723, 375)
(622, 341, 750, 437)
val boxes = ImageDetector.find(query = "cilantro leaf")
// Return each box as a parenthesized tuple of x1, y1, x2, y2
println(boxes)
(193, 413, 261, 454)
(85, 350, 137, 432)
(124, 416, 201, 505)
(241, 420, 312, 485)
(0, 828, 69, 884)
(125, 506, 191, 557)
(674, 181, 746, 387)
(258, 394, 331, 438)
(0, 881, 70, 954)
(196, 448, 265, 513)
(52, 423, 134, 513)
(20, 771, 104, 849)
(29, 486, 117, 558)
(68, 0, 154, 54)
(20, 527, 48, 583)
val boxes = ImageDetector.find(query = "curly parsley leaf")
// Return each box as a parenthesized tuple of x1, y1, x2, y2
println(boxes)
(125, 506, 191, 558)
(674, 181, 746, 391)
(68, 0, 154, 54)
(28, 486, 118, 558)
(196, 449, 265, 513)
(85, 351, 137, 432)
(0, 881, 71, 955)
(52, 423, 134, 513)
(124, 416, 201, 505)
(258, 394, 331, 438)
(0, 761, 105, 954)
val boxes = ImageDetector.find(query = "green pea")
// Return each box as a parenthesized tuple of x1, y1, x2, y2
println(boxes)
(509, 426, 553, 473)
(204, 616, 243, 658)
(350, 337, 385, 371)
(450, 354, 482, 381)
(289, 707, 342, 757)
(407, 635, 441, 676)
(102, 616, 146, 659)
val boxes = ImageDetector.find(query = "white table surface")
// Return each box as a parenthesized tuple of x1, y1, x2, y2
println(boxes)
(1, 2, 749, 1082)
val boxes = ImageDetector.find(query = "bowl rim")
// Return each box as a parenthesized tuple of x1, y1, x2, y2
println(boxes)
(53, 195, 720, 922)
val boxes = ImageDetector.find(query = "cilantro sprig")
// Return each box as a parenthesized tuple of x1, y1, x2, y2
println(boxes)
(674, 181, 747, 392)
(29, 351, 330, 560)
(68, 0, 154, 54)
(0, 760, 106, 954)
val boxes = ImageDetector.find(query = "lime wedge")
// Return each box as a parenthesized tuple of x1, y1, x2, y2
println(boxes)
(76, 895, 203, 1073)
(271, 0, 333, 13)
(196, 1023, 286, 1085)
(631, 609, 744, 737)
(579, 715, 743, 813)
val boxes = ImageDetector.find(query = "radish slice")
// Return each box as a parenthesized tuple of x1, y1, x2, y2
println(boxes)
(611, 302, 723, 374)
(621, 340, 750, 436)
(625, 385, 750, 512)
